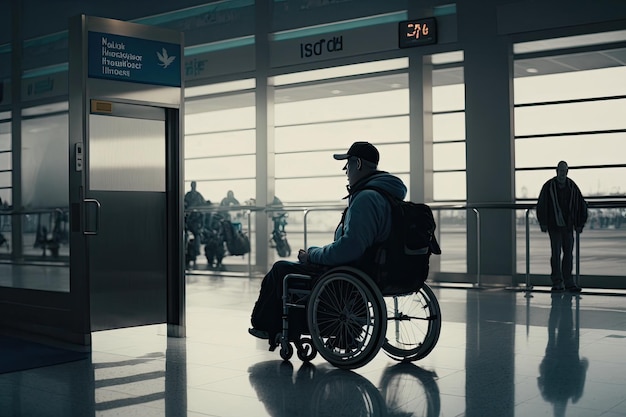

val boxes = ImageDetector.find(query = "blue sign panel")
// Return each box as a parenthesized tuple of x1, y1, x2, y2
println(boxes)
(88, 31, 181, 87)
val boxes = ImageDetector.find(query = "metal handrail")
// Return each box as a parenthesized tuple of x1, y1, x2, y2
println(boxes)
(4, 199, 622, 285)
(300, 206, 345, 249)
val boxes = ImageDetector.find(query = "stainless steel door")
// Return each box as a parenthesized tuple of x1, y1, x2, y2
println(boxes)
(86, 103, 167, 330)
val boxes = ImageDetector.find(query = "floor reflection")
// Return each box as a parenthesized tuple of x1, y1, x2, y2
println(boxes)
(248, 361, 440, 417)
(537, 293, 588, 417)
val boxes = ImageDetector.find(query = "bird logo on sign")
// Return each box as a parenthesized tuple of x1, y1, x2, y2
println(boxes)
(157, 48, 176, 69)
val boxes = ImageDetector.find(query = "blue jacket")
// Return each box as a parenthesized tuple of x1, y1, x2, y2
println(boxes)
(307, 171, 407, 266)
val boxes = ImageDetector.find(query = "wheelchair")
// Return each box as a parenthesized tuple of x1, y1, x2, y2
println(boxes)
(275, 266, 441, 370)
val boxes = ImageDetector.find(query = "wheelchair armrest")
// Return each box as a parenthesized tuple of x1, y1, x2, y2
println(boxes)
(283, 274, 313, 300)
(284, 273, 313, 280)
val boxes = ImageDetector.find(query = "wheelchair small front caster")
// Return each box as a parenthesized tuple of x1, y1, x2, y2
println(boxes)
(280, 342, 294, 360)
(297, 337, 317, 362)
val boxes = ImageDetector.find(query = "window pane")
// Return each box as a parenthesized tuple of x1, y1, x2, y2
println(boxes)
(274, 59, 407, 85)
(186, 155, 256, 181)
(516, 133, 626, 169)
(434, 172, 466, 201)
(186, 130, 255, 158)
(433, 142, 466, 171)
(275, 90, 408, 126)
(0, 171, 10, 187)
(21, 113, 68, 208)
(514, 66, 626, 104)
(433, 113, 465, 142)
(276, 177, 348, 204)
(0, 121, 11, 205)
(0, 152, 11, 170)
(185, 106, 255, 134)
(275, 116, 409, 153)
(515, 99, 626, 136)
(432, 83, 465, 112)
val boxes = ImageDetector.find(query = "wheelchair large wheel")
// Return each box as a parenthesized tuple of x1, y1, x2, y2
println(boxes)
(382, 283, 441, 362)
(307, 268, 387, 370)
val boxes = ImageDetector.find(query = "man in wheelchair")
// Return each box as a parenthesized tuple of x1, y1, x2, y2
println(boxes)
(249, 141, 407, 344)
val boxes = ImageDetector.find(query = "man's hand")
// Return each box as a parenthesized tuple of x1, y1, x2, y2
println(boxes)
(298, 249, 308, 263)
(576, 227, 583, 234)
(540, 225, 547, 233)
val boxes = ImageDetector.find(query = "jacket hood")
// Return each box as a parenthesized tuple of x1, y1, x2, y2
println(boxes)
(350, 171, 407, 200)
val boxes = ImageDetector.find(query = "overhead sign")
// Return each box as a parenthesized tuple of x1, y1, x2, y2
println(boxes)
(271, 23, 397, 67)
(88, 31, 182, 87)
(398, 18, 437, 48)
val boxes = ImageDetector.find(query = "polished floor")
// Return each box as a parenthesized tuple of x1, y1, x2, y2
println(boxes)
(1, 275, 626, 417)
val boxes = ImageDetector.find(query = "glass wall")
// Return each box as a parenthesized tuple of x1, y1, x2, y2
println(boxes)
(21, 103, 69, 260)
(0, 112, 10, 257)
(0, 112, 10, 206)
(184, 85, 256, 204)
(432, 59, 467, 273)
(514, 39, 626, 276)
(183, 81, 256, 268)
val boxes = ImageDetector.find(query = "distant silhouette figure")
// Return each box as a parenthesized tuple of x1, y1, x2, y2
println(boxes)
(220, 190, 240, 207)
(184, 181, 207, 267)
(536, 161, 588, 293)
(537, 293, 588, 417)
(184, 181, 206, 209)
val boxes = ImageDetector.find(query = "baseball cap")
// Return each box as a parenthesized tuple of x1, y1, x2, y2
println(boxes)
(333, 141, 380, 165)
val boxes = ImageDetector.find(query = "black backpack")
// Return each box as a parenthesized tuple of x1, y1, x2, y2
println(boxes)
(357, 186, 441, 295)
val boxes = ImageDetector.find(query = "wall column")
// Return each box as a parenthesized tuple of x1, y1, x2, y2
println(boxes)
(459, 0, 516, 283)
(254, 0, 273, 273)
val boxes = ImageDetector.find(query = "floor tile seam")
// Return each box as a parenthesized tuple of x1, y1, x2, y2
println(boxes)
(186, 383, 259, 401)
(95, 384, 165, 402)
(606, 398, 626, 414)
(191, 354, 281, 369)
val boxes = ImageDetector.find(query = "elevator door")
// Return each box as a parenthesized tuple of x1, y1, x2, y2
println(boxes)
(87, 103, 167, 331)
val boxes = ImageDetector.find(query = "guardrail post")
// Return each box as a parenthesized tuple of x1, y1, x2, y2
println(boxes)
(303, 209, 310, 249)
(246, 210, 252, 278)
(472, 208, 480, 288)
(525, 208, 533, 297)
(575, 229, 580, 287)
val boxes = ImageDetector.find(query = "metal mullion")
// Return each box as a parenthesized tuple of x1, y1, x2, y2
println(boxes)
(515, 95, 626, 108)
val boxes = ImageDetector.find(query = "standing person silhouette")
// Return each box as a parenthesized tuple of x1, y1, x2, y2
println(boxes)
(536, 161, 588, 293)
(220, 190, 240, 207)
(184, 181, 207, 266)
(184, 181, 206, 209)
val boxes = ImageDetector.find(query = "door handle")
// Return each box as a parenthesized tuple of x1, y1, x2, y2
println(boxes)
(83, 198, 101, 235)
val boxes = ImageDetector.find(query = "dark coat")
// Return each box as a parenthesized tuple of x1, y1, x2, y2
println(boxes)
(537, 177, 588, 231)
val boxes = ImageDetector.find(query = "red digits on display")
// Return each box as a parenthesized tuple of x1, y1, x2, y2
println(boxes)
(407, 23, 430, 39)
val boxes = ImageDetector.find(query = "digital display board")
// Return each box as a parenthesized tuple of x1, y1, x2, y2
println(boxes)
(398, 18, 437, 48)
